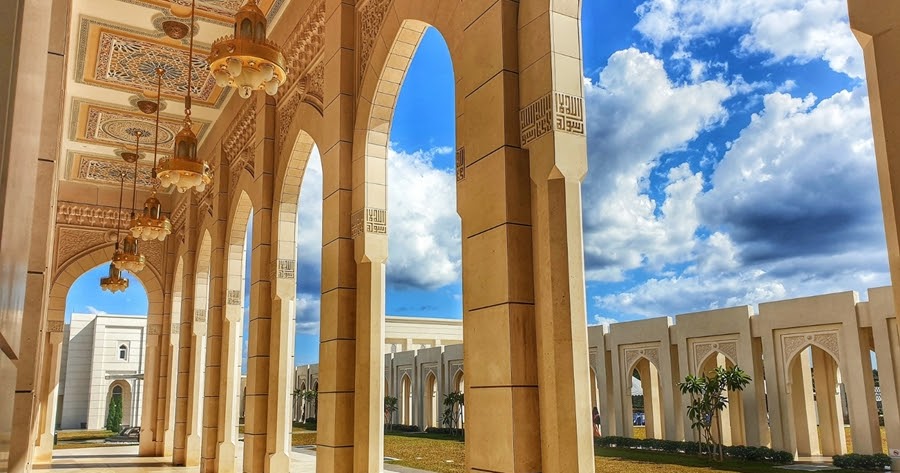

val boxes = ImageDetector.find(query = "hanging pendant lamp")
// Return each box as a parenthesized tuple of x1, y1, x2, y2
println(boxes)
(208, 0, 287, 98)
(101, 171, 130, 293)
(157, 0, 212, 194)
(131, 68, 173, 241)
(115, 132, 147, 274)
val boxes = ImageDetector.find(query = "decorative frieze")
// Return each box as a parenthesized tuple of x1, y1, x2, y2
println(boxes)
(623, 346, 660, 372)
(47, 320, 64, 333)
(358, 0, 391, 84)
(520, 92, 586, 147)
(57, 202, 130, 229)
(782, 331, 840, 367)
(455, 148, 465, 181)
(280, 0, 326, 94)
(350, 207, 387, 238)
(693, 340, 739, 372)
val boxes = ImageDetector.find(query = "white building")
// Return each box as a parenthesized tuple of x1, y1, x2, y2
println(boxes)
(59, 313, 147, 430)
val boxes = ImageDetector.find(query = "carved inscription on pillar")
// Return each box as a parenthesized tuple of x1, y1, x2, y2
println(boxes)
(520, 92, 586, 147)
(148, 324, 162, 335)
(171, 323, 180, 335)
(520, 94, 553, 147)
(277, 259, 296, 279)
(351, 207, 387, 238)
(554, 92, 585, 135)
(227, 290, 241, 305)
(47, 320, 64, 333)
(194, 309, 207, 323)
(456, 148, 465, 181)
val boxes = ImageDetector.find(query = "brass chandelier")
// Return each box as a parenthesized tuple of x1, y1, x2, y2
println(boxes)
(131, 68, 173, 241)
(101, 171, 130, 293)
(157, 0, 212, 194)
(208, 0, 287, 98)
(114, 132, 147, 274)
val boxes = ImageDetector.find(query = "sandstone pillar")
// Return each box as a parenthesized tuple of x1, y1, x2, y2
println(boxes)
(353, 244, 387, 473)
(840, 327, 881, 454)
(32, 331, 63, 464)
(174, 228, 203, 466)
(517, 1, 594, 469)
(850, 2, 900, 457)
(456, 2, 542, 472)
(139, 322, 162, 456)
(317, 1, 358, 471)
(260, 96, 292, 473)
(157, 300, 180, 457)
(812, 349, 845, 456)
(202, 228, 226, 473)
(789, 352, 819, 457)
(872, 318, 900, 455)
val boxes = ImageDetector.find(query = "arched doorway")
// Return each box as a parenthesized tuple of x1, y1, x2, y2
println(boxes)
(786, 345, 846, 457)
(698, 351, 746, 446)
(401, 374, 412, 425)
(629, 357, 664, 439)
(424, 371, 439, 428)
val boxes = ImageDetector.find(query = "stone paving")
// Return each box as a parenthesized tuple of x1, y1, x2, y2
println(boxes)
(37, 445, 426, 472)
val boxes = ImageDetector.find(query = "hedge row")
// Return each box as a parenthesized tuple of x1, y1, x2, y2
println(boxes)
(595, 436, 793, 464)
(832, 453, 892, 471)
(384, 424, 421, 432)
(424, 427, 464, 435)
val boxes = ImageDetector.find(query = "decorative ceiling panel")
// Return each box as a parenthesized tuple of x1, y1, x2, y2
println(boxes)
(68, 152, 161, 191)
(116, 0, 286, 24)
(77, 18, 226, 107)
(70, 99, 210, 152)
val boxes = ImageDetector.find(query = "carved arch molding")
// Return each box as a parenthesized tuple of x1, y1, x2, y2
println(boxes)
(781, 330, 840, 370)
(623, 346, 660, 375)
(55, 201, 166, 282)
(692, 340, 739, 373)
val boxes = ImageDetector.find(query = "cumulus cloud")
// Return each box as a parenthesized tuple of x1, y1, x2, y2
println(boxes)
(634, 0, 864, 78)
(593, 86, 890, 318)
(582, 48, 732, 281)
(289, 145, 461, 333)
(386, 147, 461, 290)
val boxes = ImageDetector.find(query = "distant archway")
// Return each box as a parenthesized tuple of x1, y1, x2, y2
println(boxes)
(424, 371, 439, 428)
(786, 345, 846, 457)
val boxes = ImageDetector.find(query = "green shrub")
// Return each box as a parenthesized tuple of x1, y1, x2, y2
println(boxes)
(384, 424, 420, 433)
(424, 427, 465, 436)
(832, 453, 891, 471)
(594, 436, 793, 465)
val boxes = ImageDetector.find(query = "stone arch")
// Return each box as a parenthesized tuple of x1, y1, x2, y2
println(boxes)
(48, 242, 164, 324)
(423, 370, 439, 428)
(400, 373, 412, 425)
(107, 379, 133, 428)
(451, 368, 464, 393)
(783, 343, 847, 457)
(697, 349, 738, 375)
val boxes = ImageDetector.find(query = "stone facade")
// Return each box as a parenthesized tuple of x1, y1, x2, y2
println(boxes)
(59, 314, 148, 431)
(3, 1, 900, 473)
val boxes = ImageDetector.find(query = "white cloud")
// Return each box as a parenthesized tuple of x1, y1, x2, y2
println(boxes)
(595, 86, 890, 319)
(295, 295, 320, 335)
(386, 147, 461, 290)
(85, 305, 107, 315)
(634, 0, 864, 78)
(592, 315, 619, 327)
(582, 48, 732, 281)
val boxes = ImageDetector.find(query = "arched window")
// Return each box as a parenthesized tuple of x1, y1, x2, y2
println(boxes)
(118, 344, 128, 361)
(112, 385, 123, 400)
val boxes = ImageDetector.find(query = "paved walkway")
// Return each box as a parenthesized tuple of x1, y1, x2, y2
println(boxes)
(36, 445, 430, 472)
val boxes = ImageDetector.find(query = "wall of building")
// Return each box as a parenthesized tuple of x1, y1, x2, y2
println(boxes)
(59, 314, 147, 430)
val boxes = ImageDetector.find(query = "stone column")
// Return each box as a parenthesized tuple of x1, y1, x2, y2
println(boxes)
(174, 229, 201, 466)
(353, 244, 386, 473)
(217, 264, 243, 473)
(157, 304, 180, 457)
(840, 327, 881, 455)
(849, 4, 900, 458)
(812, 349, 845, 456)
(202, 228, 226, 473)
(789, 352, 819, 457)
(872, 316, 900, 455)
(260, 96, 292, 473)
(517, 1, 594, 470)
(317, 1, 358, 471)
(245, 111, 276, 472)
(456, 2, 542, 472)
(139, 321, 162, 456)
(32, 329, 64, 464)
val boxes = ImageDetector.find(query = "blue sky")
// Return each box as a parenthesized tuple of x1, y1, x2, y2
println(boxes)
(68, 0, 890, 366)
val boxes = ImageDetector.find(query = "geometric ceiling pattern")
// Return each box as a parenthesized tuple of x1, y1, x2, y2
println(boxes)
(59, 0, 285, 192)
(68, 151, 158, 190)
(77, 18, 226, 107)
(120, 0, 284, 24)
(70, 99, 210, 153)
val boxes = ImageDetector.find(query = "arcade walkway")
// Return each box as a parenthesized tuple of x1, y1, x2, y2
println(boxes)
(39, 446, 425, 473)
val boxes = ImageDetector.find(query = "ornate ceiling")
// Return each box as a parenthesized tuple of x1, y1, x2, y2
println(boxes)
(60, 0, 286, 191)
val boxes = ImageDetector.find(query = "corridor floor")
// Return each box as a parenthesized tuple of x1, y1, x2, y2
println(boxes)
(37, 445, 424, 472)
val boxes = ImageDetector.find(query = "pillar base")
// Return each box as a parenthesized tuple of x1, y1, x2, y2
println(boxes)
(216, 441, 237, 473)
(267, 451, 290, 473)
